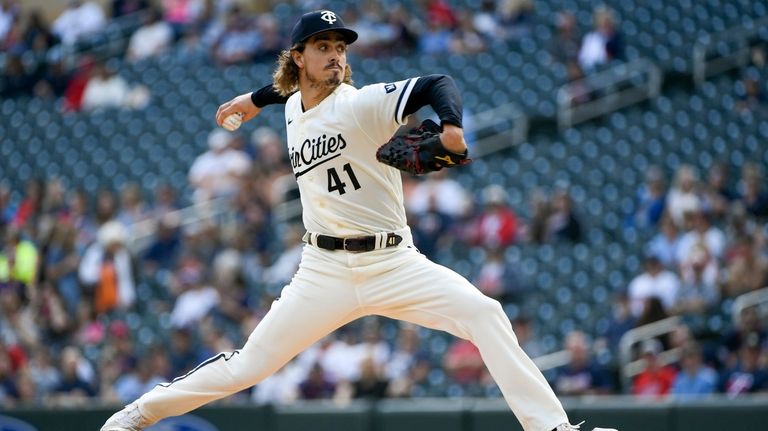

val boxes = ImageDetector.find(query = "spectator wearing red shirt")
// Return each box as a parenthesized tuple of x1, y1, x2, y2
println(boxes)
(632, 338, 677, 397)
(466, 185, 519, 248)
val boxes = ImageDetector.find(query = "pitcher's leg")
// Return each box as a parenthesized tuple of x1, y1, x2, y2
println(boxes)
(371, 251, 567, 431)
(136, 282, 364, 423)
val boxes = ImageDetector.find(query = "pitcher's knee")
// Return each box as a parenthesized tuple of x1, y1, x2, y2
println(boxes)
(467, 295, 506, 322)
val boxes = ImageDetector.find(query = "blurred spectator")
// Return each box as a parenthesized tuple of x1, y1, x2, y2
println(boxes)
(116, 182, 151, 229)
(210, 7, 261, 66)
(161, 0, 204, 38)
(632, 338, 677, 397)
(737, 163, 768, 219)
(552, 331, 612, 395)
(723, 234, 768, 297)
(11, 178, 44, 231)
(666, 165, 702, 228)
(142, 215, 181, 274)
(22, 9, 58, 54)
(672, 244, 719, 315)
(52, 0, 106, 46)
(701, 162, 735, 222)
(261, 225, 303, 295)
(82, 62, 150, 110)
(466, 185, 519, 249)
(78, 221, 136, 315)
(44, 223, 81, 314)
(473, 247, 527, 302)
(169, 263, 219, 328)
(0, 344, 20, 404)
(351, 356, 389, 399)
(671, 341, 717, 399)
(113, 355, 165, 403)
(511, 316, 544, 358)
(676, 210, 726, 264)
(598, 293, 636, 351)
(719, 332, 768, 396)
(627, 165, 667, 230)
(298, 362, 336, 400)
(111, 0, 149, 18)
(645, 215, 681, 269)
(472, 0, 503, 41)
(49, 346, 96, 406)
(67, 189, 97, 253)
(720, 307, 766, 370)
(564, 61, 590, 106)
(544, 187, 582, 243)
(525, 188, 550, 243)
(735, 74, 766, 114)
(450, 10, 486, 54)
(0, 227, 39, 300)
(443, 338, 485, 386)
(425, 0, 458, 29)
(62, 56, 96, 112)
(628, 255, 680, 318)
(189, 129, 252, 203)
(0, 54, 34, 98)
(418, 19, 452, 55)
(385, 324, 424, 391)
(406, 170, 470, 221)
(0, 1, 19, 45)
(151, 183, 180, 220)
(635, 296, 670, 328)
(498, 0, 533, 38)
(578, 6, 623, 71)
(409, 194, 453, 260)
(552, 11, 580, 63)
(126, 8, 173, 62)
(167, 328, 199, 376)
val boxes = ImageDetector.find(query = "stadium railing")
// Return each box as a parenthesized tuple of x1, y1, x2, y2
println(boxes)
(556, 58, 662, 130)
(692, 16, 768, 85)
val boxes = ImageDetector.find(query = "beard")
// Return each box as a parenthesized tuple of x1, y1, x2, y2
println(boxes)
(305, 66, 342, 90)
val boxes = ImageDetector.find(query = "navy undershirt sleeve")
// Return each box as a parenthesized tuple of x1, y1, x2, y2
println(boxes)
(402, 74, 463, 128)
(250, 85, 290, 108)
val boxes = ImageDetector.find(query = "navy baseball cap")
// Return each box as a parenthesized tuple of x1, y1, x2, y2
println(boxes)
(291, 10, 358, 45)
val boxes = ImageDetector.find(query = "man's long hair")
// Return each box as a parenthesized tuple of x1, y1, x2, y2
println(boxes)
(272, 42, 354, 97)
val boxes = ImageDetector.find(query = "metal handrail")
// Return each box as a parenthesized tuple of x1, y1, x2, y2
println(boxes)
(465, 102, 528, 156)
(693, 16, 768, 85)
(618, 316, 682, 391)
(732, 286, 768, 327)
(128, 196, 236, 253)
(556, 58, 662, 130)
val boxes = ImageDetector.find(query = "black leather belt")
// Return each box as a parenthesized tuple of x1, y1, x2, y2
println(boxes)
(311, 233, 403, 252)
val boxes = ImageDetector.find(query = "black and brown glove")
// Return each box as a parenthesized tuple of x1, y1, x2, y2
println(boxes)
(376, 119, 471, 175)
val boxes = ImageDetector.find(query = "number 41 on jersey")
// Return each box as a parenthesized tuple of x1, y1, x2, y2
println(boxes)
(327, 163, 361, 195)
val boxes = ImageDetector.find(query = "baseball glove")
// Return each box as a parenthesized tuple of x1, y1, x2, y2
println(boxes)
(376, 119, 471, 175)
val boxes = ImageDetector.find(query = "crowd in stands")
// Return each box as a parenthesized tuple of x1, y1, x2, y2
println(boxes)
(1, 0, 767, 411)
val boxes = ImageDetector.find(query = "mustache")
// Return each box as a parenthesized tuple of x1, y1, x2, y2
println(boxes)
(325, 64, 342, 70)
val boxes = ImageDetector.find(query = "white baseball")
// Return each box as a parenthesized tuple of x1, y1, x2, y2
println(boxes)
(222, 112, 244, 131)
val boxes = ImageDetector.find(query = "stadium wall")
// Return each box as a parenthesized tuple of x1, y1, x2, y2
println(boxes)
(1, 398, 767, 431)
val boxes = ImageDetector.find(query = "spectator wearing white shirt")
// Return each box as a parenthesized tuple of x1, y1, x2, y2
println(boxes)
(667, 165, 703, 228)
(676, 210, 726, 264)
(169, 265, 220, 328)
(0, 0, 19, 45)
(406, 169, 470, 220)
(126, 9, 173, 62)
(578, 6, 623, 71)
(628, 254, 681, 317)
(52, 1, 106, 46)
(81, 63, 130, 110)
(188, 129, 252, 202)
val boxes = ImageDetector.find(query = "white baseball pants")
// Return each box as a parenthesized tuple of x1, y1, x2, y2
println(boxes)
(135, 230, 568, 431)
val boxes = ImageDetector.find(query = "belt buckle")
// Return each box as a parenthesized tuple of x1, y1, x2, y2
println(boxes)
(343, 237, 351, 251)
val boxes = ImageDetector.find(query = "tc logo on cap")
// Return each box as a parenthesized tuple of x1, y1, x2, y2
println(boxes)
(320, 10, 337, 24)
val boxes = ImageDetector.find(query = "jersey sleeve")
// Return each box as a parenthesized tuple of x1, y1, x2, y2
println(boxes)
(349, 77, 419, 143)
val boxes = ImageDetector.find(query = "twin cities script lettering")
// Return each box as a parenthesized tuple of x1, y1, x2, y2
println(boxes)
(290, 133, 347, 170)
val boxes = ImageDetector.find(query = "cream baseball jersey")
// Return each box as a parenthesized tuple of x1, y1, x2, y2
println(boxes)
(285, 79, 418, 236)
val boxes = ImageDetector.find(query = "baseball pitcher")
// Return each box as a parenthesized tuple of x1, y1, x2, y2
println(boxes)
(102, 10, 616, 431)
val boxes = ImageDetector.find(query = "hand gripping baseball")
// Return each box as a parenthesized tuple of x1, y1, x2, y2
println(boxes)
(216, 92, 262, 131)
(376, 119, 471, 175)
